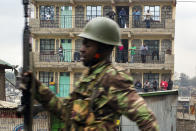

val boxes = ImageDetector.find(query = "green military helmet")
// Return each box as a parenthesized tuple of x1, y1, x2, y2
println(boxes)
(78, 17, 122, 46)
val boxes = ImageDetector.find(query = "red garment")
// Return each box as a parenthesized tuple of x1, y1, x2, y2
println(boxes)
(160, 81, 168, 90)
(160, 80, 164, 87)
(118, 45, 124, 51)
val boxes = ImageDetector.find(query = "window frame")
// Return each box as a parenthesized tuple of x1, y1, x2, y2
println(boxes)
(39, 72, 54, 87)
(40, 5, 55, 20)
(40, 39, 55, 53)
(144, 5, 160, 21)
(86, 5, 102, 20)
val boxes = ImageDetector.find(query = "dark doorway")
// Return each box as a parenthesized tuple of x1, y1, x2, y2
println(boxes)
(116, 39, 128, 63)
(116, 6, 129, 28)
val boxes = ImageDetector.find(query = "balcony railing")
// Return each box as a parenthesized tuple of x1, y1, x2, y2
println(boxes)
(38, 15, 167, 29)
(36, 49, 165, 64)
(116, 50, 165, 64)
(132, 15, 165, 28)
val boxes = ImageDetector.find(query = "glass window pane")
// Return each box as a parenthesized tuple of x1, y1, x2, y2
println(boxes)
(87, 6, 91, 11)
(97, 11, 101, 16)
(150, 7, 154, 12)
(97, 6, 101, 11)
(144, 6, 149, 12)
(87, 11, 91, 16)
(155, 12, 159, 16)
(92, 7, 96, 11)
(155, 6, 160, 11)
(92, 10, 96, 16)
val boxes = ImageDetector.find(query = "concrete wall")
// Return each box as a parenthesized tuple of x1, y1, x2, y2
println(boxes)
(121, 91, 178, 131)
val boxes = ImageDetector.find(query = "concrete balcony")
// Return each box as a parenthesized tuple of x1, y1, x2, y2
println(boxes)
(114, 54, 174, 71)
(30, 15, 175, 37)
(33, 49, 174, 71)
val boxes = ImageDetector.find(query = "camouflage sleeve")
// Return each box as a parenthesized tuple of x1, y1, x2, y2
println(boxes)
(101, 68, 159, 131)
(35, 84, 68, 121)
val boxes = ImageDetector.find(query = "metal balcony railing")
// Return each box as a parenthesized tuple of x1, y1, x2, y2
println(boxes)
(37, 49, 165, 64)
(39, 15, 130, 28)
(115, 50, 165, 64)
(132, 15, 165, 28)
(39, 49, 80, 62)
(38, 15, 167, 29)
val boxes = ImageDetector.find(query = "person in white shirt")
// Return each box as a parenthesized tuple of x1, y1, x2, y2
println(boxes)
(144, 10, 152, 28)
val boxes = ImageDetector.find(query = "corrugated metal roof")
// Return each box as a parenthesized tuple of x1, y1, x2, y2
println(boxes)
(0, 59, 13, 69)
(0, 100, 18, 108)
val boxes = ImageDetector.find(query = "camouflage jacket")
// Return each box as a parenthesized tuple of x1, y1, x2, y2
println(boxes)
(35, 61, 159, 131)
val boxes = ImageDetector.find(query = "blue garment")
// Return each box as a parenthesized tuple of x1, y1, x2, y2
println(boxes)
(135, 11, 141, 20)
(119, 10, 126, 17)
(119, 9, 126, 28)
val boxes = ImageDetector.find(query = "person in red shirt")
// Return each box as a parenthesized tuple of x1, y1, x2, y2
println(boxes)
(160, 80, 165, 90)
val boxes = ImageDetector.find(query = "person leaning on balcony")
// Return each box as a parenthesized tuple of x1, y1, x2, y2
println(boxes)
(152, 80, 158, 91)
(119, 8, 127, 28)
(22, 17, 159, 131)
(58, 45, 64, 62)
(167, 78, 173, 90)
(152, 48, 159, 61)
(106, 10, 116, 20)
(134, 80, 142, 92)
(129, 44, 136, 63)
(140, 44, 148, 63)
(144, 10, 153, 28)
(132, 8, 141, 27)
(166, 48, 172, 54)
(144, 80, 150, 92)
(118, 45, 124, 63)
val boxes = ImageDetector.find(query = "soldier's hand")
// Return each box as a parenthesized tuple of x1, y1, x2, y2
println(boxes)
(19, 71, 41, 91)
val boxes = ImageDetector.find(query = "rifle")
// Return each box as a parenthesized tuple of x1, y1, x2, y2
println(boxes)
(17, 0, 35, 130)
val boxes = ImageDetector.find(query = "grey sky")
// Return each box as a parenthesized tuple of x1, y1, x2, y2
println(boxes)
(0, 0, 196, 77)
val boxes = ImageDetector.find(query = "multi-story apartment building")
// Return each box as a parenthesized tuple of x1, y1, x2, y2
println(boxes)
(30, 0, 175, 97)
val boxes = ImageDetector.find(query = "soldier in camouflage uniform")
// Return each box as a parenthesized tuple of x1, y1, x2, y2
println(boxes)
(31, 17, 159, 131)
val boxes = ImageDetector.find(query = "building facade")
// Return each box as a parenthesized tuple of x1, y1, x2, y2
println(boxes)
(30, 0, 175, 97)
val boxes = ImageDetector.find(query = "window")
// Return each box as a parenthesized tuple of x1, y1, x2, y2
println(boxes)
(75, 39, 82, 51)
(144, 6, 160, 21)
(86, 6, 102, 20)
(40, 39, 55, 52)
(143, 73, 159, 88)
(40, 6, 55, 20)
(39, 72, 54, 86)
